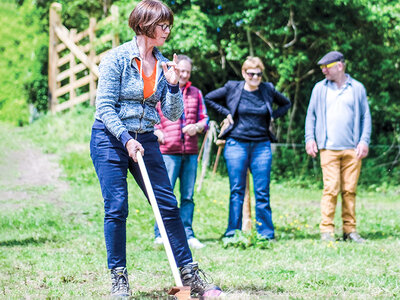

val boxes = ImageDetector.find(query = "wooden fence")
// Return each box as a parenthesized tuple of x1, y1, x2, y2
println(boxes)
(48, 3, 119, 113)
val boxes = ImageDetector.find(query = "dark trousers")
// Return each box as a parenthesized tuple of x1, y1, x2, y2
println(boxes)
(90, 124, 192, 269)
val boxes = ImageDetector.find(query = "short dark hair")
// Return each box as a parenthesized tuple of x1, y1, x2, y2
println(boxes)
(128, 0, 174, 38)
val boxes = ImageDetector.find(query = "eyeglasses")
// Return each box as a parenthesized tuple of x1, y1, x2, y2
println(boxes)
(319, 61, 338, 69)
(157, 24, 172, 31)
(246, 72, 263, 78)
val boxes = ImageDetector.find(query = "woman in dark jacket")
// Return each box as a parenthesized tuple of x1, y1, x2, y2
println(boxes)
(205, 56, 291, 240)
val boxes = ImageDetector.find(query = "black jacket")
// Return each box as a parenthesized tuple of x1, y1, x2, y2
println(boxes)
(205, 81, 291, 140)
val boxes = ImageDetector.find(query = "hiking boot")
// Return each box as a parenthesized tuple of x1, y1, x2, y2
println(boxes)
(343, 231, 366, 243)
(188, 238, 206, 249)
(321, 232, 335, 242)
(180, 262, 223, 298)
(110, 267, 130, 297)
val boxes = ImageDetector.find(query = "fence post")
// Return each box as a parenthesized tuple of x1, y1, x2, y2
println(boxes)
(48, 2, 62, 113)
(69, 29, 77, 102)
(111, 5, 120, 48)
(89, 17, 97, 105)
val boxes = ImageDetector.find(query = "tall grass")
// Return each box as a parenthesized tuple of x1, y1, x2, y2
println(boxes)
(0, 106, 399, 298)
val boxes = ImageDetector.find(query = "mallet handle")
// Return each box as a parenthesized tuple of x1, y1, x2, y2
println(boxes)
(136, 152, 183, 287)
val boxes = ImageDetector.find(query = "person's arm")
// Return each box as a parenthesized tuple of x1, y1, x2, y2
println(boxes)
(270, 84, 291, 119)
(204, 84, 231, 117)
(160, 83, 183, 122)
(154, 129, 165, 144)
(96, 52, 132, 145)
(154, 102, 165, 144)
(305, 86, 318, 158)
(160, 54, 184, 121)
(195, 90, 209, 132)
(183, 90, 209, 137)
(356, 85, 372, 159)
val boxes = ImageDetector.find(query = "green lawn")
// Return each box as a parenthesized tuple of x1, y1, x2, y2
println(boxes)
(0, 107, 399, 299)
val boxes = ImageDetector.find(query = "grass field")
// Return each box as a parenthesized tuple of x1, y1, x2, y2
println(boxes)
(0, 107, 399, 299)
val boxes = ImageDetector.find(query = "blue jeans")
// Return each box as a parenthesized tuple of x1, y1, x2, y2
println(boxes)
(155, 154, 198, 239)
(223, 138, 274, 239)
(90, 124, 192, 269)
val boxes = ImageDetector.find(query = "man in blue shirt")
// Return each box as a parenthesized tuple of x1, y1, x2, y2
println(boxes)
(305, 51, 372, 243)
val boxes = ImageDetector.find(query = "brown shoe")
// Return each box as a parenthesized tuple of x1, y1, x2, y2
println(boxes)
(321, 232, 335, 242)
(343, 232, 365, 243)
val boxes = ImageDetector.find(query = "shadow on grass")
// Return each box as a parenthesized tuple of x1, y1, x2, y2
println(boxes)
(200, 237, 225, 243)
(277, 229, 399, 241)
(0, 236, 56, 247)
(131, 288, 177, 299)
(277, 231, 321, 240)
(360, 231, 400, 240)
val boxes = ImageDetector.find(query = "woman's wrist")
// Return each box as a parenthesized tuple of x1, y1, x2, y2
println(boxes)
(166, 82, 180, 93)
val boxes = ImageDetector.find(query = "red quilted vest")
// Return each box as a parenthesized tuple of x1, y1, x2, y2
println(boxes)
(156, 82, 204, 154)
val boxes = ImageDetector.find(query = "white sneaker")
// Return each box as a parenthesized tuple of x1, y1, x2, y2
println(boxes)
(154, 237, 163, 245)
(188, 238, 205, 249)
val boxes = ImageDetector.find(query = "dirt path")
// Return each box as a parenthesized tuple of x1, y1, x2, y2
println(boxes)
(0, 124, 68, 209)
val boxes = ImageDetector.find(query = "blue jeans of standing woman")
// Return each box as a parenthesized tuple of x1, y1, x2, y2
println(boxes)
(154, 154, 198, 239)
(223, 138, 274, 239)
(90, 122, 192, 269)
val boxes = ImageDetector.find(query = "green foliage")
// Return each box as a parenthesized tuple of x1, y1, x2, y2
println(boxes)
(222, 230, 275, 250)
(162, 0, 400, 185)
(0, 1, 47, 125)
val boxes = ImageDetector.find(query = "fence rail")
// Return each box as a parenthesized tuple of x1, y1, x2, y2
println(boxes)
(48, 3, 119, 113)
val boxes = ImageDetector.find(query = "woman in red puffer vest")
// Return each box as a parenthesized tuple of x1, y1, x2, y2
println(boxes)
(154, 55, 209, 249)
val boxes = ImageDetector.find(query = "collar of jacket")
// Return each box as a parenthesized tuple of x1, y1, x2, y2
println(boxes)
(229, 81, 245, 117)
(128, 36, 169, 93)
(181, 81, 192, 96)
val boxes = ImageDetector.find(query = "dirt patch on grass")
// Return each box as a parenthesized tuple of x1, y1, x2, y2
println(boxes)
(0, 135, 68, 209)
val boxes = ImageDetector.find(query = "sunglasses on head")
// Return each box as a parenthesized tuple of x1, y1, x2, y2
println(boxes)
(319, 61, 339, 69)
(246, 72, 263, 78)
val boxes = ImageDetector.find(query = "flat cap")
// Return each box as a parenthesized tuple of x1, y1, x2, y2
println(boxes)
(317, 51, 344, 65)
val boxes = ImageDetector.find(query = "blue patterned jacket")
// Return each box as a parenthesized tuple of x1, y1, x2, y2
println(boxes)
(94, 37, 183, 146)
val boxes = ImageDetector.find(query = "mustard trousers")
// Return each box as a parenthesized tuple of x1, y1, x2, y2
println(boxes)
(319, 149, 362, 234)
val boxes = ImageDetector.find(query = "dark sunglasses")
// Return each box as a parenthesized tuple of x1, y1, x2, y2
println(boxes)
(157, 24, 172, 31)
(246, 72, 263, 78)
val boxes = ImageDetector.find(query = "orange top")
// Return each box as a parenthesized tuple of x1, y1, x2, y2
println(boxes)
(135, 58, 157, 99)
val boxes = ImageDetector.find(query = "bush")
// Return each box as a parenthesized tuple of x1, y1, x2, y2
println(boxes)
(0, 1, 47, 125)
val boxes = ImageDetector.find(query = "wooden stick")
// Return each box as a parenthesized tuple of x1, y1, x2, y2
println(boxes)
(48, 3, 62, 113)
(197, 130, 208, 163)
(111, 5, 120, 48)
(212, 145, 223, 174)
(196, 130, 212, 192)
(69, 29, 77, 102)
(242, 169, 252, 232)
(89, 18, 96, 105)
(136, 152, 183, 287)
